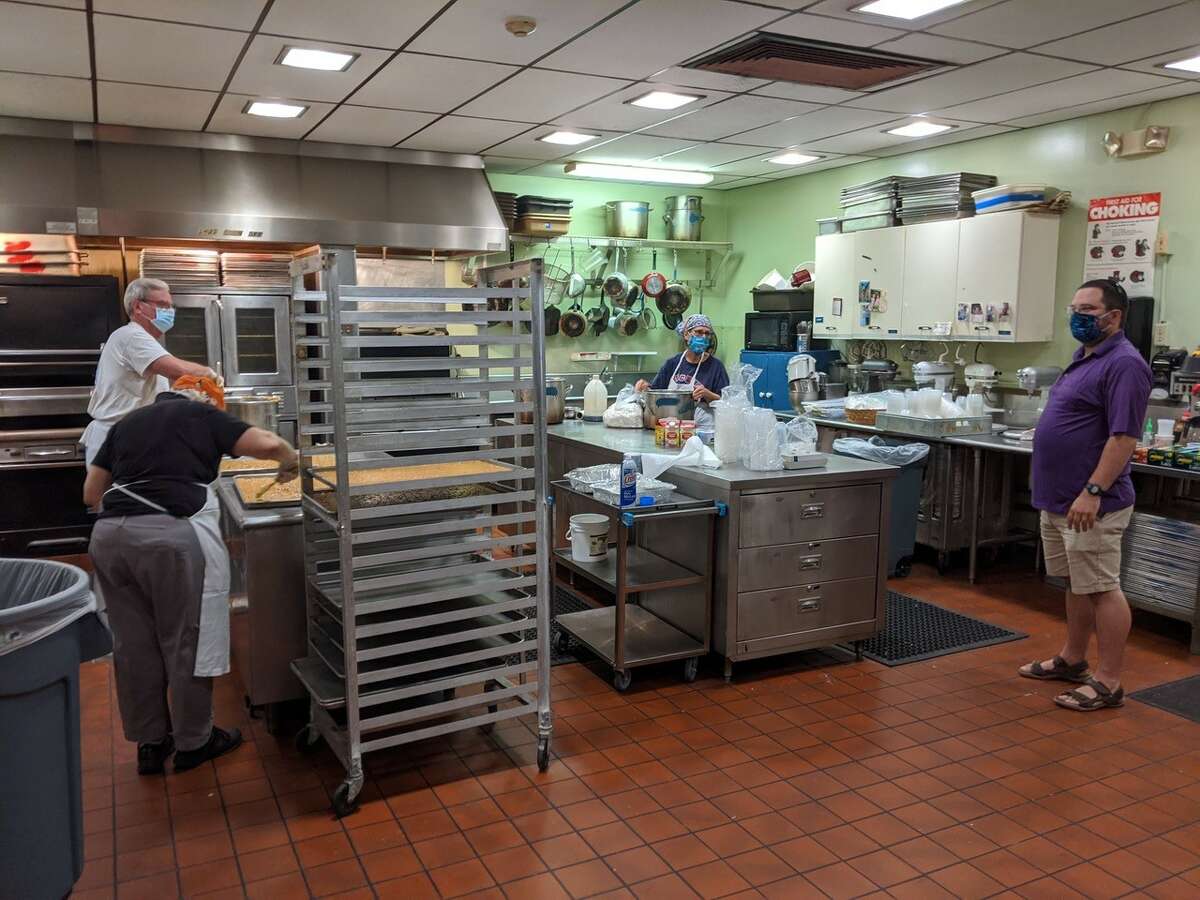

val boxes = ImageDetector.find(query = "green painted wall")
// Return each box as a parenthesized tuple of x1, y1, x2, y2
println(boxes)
(725, 93, 1200, 385)
(483, 174, 734, 382)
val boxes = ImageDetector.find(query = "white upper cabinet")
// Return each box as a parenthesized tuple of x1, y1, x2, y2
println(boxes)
(814, 233, 854, 338)
(901, 219, 960, 340)
(850, 228, 906, 339)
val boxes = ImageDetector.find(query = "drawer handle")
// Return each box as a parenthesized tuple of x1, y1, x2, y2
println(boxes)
(800, 503, 824, 519)
(797, 598, 821, 613)
(798, 555, 822, 570)
(808, 542, 821, 549)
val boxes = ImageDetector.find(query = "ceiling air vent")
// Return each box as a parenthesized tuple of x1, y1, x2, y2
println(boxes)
(683, 33, 942, 90)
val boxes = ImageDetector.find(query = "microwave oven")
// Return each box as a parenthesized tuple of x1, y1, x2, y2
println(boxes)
(744, 311, 812, 352)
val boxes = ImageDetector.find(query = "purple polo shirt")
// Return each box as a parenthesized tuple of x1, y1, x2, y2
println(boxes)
(1032, 331, 1151, 515)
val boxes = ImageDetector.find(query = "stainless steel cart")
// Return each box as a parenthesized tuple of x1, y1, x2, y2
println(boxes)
(290, 252, 553, 816)
(550, 480, 720, 691)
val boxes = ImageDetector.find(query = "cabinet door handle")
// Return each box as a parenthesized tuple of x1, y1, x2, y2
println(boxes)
(800, 503, 824, 519)
(974, 325, 990, 332)
(917, 325, 932, 332)
(796, 597, 821, 613)
(797, 554, 822, 570)
(765, 392, 773, 400)
(867, 325, 881, 330)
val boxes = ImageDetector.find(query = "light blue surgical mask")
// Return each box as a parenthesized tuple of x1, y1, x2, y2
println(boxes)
(151, 307, 175, 333)
(688, 335, 710, 354)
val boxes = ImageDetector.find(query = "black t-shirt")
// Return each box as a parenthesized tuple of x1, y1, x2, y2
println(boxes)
(93, 393, 251, 518)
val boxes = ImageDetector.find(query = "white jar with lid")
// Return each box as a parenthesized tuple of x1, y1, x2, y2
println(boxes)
(583, 374, 608, 422)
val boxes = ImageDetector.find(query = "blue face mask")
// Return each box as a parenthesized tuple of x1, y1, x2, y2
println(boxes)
(688, 334, 710, 354)
(151, 307, 175, 333)
(1069, 310, 1107, 344)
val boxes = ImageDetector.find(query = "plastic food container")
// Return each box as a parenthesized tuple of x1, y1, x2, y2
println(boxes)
(591, 476, 676, 507)
(971, 183, 1058, 214)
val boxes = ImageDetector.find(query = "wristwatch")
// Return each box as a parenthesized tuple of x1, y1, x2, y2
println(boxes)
(1084, 482, 1103, 496)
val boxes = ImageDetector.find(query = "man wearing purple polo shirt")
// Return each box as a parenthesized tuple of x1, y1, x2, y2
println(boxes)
(1019, 279, 1151, 711)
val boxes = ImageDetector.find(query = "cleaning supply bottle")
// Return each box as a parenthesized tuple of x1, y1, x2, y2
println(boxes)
(1142, 417, 1154, 447)
(583, 374, 607, 422)
(619, 453, 637, 508)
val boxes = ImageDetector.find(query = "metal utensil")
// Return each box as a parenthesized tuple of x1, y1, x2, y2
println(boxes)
(641, 250, 667, 298)
(602, 247, 631, 307)
(566, 244, 586, 299)
(657, 249, 691, 316)
(560, 298, 587, 338)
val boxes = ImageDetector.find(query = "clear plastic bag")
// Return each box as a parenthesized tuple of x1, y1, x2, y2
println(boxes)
(741, 407, 783, 471)
(0, 558, 97, 656)
(781, 415, 818, 453)
(602, 383, 644, 428)
(832, 436, 930, 466)
(714, 363, 760, 463)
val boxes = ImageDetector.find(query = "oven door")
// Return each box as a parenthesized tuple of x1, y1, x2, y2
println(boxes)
(220, 295, 293, 387)
(164, 294, 222, 374)
(0, 460, 93, 557)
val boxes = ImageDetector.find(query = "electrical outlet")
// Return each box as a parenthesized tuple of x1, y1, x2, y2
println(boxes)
(1153, 322, 1169, 345)
(1155, 232, 1170, 255)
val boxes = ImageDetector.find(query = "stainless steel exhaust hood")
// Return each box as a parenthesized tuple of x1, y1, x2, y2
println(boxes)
(0, 118, 508, 254)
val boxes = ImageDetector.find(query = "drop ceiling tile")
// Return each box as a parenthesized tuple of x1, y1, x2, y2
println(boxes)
(574, 133, 700, 164)
(482, 156, 541, 174)
(351, 53, 518, 113)
(934, 69, 1179, 122)
(751, 83, 865, 104)
(1003, 81, 1200, 127)
(207, 92, 334, 138)
(97, 82, 217, 130)
(485, 129, 622, 161)
(539, 0, 782, 80)
(799, 0, 1008, 30)
(1118, 48, 1200, 79)
(643, 94, 825, 141)
(457, 69, 629, 122)
(767, 11, 905, 46)
(409, 0, 630, 65)
(646, 66, 770, 93)
(869, 123, 1016, 155)
(732, 106, 900, 147)
(846, 53, 1096, 113)
(260, 0, 447, 48)
(872, 32, 1005, 66)
(655, 142, 776, 169)
(817, 121, 1011, 156)
(305, 106, 439, 146)
(710, 149, 832, 177)
(20, 0, 83, 7)
(0, 72, 91, 121)
(398, 116, 531, 153)
(228, 35, 390, 103)
(0, 3, 90, 77)
(95, 0, 263, 29)
(711, 176, 772, 190)
(932, 0, 1181, 49)
(765, 154, 874, 175)
(553, 83, 733, 133)
(93, 15, 245, 90)
(1036, 4, 1200, 64)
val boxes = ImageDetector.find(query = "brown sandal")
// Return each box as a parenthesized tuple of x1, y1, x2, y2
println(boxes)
(1018, 656, 1090, 683)
(1054, 677, 1124, 711)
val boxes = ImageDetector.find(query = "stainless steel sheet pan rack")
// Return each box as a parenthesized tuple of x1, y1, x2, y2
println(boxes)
(290, 252, 552, 817)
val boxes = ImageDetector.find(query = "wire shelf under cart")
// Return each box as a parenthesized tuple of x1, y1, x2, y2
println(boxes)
(549, 480, 722, 691)
(292, 253, 553, 816)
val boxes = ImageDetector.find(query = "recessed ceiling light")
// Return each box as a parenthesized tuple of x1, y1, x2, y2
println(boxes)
(628, 90, 704, 110)
(244, 100, 308, 119)
(766, 152, 822, 165)
(1162, 54, 1200, 73)
(853, 0, 970, 20)
(277, 46, 358, 71)
(564, 162, 713, 185)
(886, 120, 954, 137)
(539, 130, 600, 146)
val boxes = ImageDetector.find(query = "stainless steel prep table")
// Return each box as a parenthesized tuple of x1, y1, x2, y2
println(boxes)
(548, 422, 897, 680)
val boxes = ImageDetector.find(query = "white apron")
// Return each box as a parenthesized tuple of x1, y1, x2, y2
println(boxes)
(81, 419, 115, 466)
(104, 480, 231, 677)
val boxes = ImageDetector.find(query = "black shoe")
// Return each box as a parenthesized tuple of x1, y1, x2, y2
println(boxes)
(173, 726, 243, 773)
(137, 737, 175, 776)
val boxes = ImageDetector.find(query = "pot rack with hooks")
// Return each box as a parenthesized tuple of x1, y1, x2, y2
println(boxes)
(505, 233, 733, 290)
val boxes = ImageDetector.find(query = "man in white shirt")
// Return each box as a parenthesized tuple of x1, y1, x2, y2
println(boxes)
(81, 278, 217, 464)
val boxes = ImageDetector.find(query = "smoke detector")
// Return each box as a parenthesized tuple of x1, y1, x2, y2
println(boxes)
(505, 16, 537, 37)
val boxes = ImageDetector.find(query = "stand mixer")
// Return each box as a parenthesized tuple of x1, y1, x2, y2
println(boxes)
(913, 360, 956, 393)
(964, 362, 998, 394)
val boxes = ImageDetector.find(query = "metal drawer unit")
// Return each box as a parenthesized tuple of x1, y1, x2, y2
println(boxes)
(737, 577, 878, 644)
(290, 252, 553, 817)
(737, 535, 878, 593)
(739, 484, 881, 546)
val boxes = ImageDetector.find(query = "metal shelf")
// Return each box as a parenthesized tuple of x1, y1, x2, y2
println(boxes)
(509, 234, 731, 253)
(557, 606, 705, 669)
(554, 546, 704, 593)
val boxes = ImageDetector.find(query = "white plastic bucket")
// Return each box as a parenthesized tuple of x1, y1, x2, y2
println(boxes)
(566, 513, 609, 563)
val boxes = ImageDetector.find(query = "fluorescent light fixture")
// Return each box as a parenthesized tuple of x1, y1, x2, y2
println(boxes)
(244, 100, 308, 118)
(766, 152, 821, 165)
(277, 46, 358, 71)
(627, 90, 703, 110)
(1162, 54, 1200, 73)
(886, 120, 954, 137)
(564, 162, 713, 185)
(853, 0, 970, 20)
(539, 130, 599, 146)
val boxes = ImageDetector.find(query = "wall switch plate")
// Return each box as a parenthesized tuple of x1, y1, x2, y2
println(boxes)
(1155, 232, 1170, 255)
(1153, 322, 1169, 345)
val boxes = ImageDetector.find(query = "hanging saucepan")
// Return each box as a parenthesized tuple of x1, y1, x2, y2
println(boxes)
(641, 250, 667, 299)
(560, 297, 587, 338)
(662, 310, 682, 331)
(544, 304, 561, 336)
(657, 249, 692, 317)
(602, 247, 631, 308)
(586, 296, 610, 336)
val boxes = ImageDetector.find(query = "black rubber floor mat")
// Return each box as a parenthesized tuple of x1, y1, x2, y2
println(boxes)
(856, 591, 1026, 666)
(551, 587, 591, 666)
(1131, 674, 1200, 724)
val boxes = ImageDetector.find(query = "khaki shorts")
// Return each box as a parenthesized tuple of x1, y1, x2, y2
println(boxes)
(1040, 506, 1132, 595)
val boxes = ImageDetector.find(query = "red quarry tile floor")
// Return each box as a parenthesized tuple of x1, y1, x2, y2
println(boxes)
(74, 564, 1200, 898)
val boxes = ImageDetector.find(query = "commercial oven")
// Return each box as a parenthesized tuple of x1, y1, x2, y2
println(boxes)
(165, 290, 293, 387)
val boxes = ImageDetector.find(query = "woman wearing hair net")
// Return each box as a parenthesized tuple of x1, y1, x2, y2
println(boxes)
(636, 313, 730, 406)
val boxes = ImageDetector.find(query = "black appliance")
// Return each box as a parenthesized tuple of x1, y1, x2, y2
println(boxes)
(745, 311, 828, 352)
(1151, 348, 1187, 394)
(0, 274, 121, 556)
(1124, 295, 1154, 362)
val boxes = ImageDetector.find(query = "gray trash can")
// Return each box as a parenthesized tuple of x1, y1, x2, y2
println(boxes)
(0, 558, 112, 900)
(833, 436, 930, 578)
